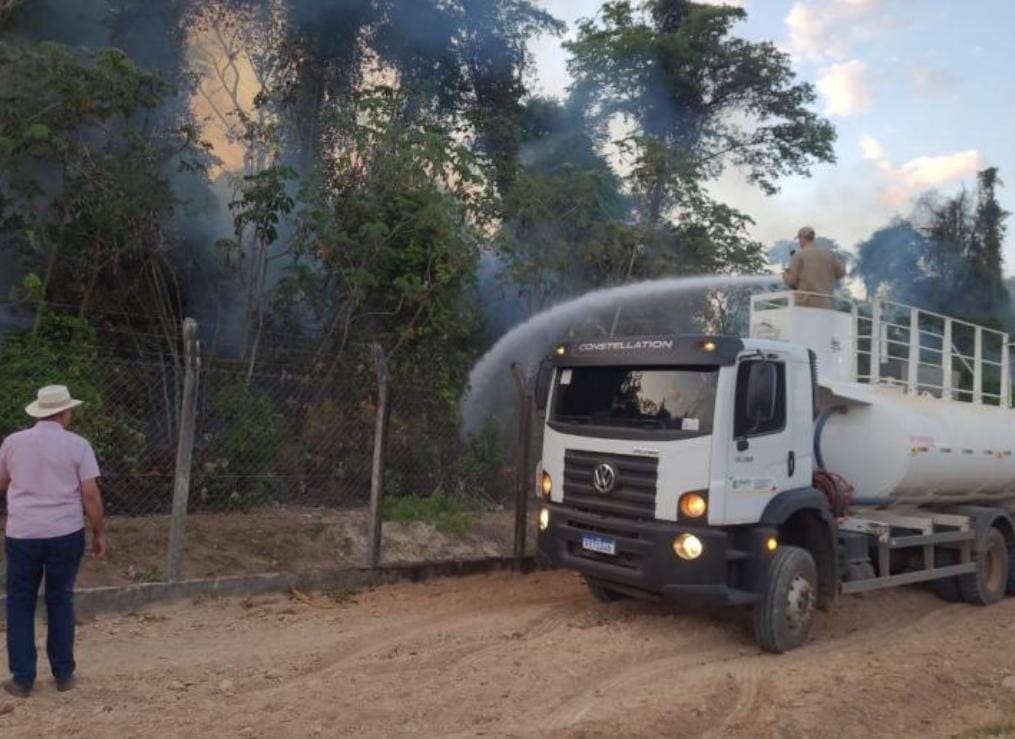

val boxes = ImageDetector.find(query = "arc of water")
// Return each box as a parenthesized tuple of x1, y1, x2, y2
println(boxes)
(461, 273, 780, 434)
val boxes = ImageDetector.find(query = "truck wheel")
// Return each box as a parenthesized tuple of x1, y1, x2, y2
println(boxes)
(585, 578, 628, 603)
(958, 527, 1009, 606)
(1008, 542, 1015, 596)
(929, 577, 961, 602)
(752, 546, 818, 654)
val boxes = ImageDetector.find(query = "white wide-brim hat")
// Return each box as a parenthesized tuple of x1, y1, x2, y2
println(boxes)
(25, 385, 84, 418)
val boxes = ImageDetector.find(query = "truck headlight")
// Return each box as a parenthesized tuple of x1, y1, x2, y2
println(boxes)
(540, 471, 552, 498)
(539, 508, 550, 531)
(673, 533, 703, 560)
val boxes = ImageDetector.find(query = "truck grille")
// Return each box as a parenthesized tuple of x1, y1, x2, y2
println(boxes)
(563, 450, 658, 521)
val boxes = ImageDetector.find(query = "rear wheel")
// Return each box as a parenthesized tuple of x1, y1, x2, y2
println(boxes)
(958, 527, 1009, 606)
(753, 545, 817, 654)
(929, 576, 962, 602)
(585, 578, 628, 603)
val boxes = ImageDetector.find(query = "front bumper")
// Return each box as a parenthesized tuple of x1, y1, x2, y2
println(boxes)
(537, 502, 770, 605)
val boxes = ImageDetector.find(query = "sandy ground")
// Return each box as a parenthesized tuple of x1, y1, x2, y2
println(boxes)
(1, 508, 529, 588)
(2, 570, 1015, 737)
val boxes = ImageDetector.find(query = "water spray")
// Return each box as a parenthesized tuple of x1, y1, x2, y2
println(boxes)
(461, 273, 781, 434)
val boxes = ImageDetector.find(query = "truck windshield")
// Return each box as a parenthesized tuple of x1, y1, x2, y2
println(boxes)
(550, 366, 718, 436)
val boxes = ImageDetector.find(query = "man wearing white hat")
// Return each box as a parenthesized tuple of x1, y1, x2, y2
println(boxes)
(0, 385, 107, 698)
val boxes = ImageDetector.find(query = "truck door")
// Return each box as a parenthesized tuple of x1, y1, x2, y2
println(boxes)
(724, 355, 799, 524)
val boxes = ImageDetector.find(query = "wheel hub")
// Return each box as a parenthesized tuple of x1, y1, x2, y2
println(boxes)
(785, 573, 814, 632)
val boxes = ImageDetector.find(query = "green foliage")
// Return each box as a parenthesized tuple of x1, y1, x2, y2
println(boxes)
(452, 418, 507, 500)
(198, 382, 291, 510)
(0, 298, 145, 468)
(133, 564, 164, 584)
(285, 87, 486, 392)
(855, 170, 1011, 329)
(564, 0, 833, 276)
(383, 489, 477, 537)
(0, 38, 214, 322)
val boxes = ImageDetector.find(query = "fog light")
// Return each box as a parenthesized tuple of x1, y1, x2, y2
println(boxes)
(766, 536, 778, 552)
(539, 508, 550, 531)
(673, 533, 703, 560)
(703, 340, 717, 352)
(554, 345, 566, 356)
(540, 471, 552, 498)
(679, 492, 707, 519)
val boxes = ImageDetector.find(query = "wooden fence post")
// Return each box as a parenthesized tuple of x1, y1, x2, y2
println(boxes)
(167, 318, 200, 583)
(367, 344, 391, 568)
(511, 363, 532, 568)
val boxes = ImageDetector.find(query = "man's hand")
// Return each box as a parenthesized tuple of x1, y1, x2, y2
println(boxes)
(91, 531, 108, 558)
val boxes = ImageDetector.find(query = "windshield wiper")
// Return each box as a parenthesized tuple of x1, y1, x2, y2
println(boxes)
(594, 416, 669, 429)
(554, 414, 594, 425)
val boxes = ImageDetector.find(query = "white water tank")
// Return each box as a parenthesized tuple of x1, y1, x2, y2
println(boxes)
(818, 384, 1015, 503)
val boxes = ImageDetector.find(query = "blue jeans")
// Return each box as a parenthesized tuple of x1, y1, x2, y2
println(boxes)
(5, 529, 85, 688)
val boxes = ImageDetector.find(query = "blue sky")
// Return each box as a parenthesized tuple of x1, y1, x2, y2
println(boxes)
(529, 0, 1015, 273)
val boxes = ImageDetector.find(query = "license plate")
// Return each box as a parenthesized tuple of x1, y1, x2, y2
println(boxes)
(582, 534, 617, 556)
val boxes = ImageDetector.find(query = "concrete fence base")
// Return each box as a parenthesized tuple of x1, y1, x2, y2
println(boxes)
(0, 556, 540, 623)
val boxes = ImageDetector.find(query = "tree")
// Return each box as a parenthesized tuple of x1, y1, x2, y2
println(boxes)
(497, 97, 639, 315)
(0, 40, 213, 339)
(280, 87, 486, 394)
(854, 169, 1011, 330)
(566, 0, 835, 263)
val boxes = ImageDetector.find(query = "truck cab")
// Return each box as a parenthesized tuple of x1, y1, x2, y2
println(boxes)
(536, 291, 1015, 652)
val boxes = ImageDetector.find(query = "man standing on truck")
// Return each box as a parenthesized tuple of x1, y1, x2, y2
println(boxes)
(782, 226, 846, 308)
(0, 385, 107, 698)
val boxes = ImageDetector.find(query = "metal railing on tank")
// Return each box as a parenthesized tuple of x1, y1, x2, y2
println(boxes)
(751, 290, 1012, 409)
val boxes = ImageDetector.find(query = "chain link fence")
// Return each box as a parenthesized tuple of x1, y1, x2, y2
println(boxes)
(0, 311, 531, 587)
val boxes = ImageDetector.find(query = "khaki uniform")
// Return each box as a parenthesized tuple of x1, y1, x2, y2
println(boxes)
(783, 246, 846, 308)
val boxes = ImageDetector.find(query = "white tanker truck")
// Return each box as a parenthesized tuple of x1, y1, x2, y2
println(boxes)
(535, 290, 1015, 652)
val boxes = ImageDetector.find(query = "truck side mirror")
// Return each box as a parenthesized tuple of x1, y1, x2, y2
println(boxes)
(534, 359, 553, 412)
(745, 361, 777, 426)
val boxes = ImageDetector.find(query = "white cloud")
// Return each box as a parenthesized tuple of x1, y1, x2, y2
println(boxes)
(786, 0, 905, 62)
(817, 60, 873, 116)
(860, 137, 985, 207)
(859, 133, 885, 161)
(883, 150, 985, 205)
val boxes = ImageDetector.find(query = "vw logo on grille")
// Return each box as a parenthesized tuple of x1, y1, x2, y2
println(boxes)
(592, 463, 617, 493)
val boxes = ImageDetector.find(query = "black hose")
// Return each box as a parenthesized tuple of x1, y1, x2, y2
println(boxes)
(813, 405, 847, 471)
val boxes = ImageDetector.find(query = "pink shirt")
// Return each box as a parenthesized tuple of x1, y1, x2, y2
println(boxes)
(0, 421, 100, 539)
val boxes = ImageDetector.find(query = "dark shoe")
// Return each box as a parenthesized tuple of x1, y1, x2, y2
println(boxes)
(3, 678, 31, 698)
(56, 676, 77, 693)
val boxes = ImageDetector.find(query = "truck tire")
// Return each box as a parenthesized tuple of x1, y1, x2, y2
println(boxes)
(958, 527, 1009, 606)
(752, 545, 817, 654)
(929, 577, 961, 602)
(1008, 543, 1015, 596)
(585, 578, 628, 603)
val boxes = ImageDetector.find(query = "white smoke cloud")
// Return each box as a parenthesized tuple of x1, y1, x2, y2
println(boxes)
(817, 60, 873, 116)
(786, 0, 906, 62)
(909, 65, 959, 99)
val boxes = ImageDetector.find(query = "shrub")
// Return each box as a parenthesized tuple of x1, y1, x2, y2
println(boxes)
(382, 488, 477, 537)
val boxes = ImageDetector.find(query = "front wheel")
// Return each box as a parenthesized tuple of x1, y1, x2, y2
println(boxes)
(585, 577, 628, 603)
(753, 545, 818, 653)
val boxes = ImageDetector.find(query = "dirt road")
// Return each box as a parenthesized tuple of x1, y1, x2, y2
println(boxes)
(2, 570, 1015, 737)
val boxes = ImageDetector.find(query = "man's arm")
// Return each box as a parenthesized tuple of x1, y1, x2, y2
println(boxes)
(783, 252, 802, 288)
(81, 478, 107, 557)
(0, 439, 9, 491)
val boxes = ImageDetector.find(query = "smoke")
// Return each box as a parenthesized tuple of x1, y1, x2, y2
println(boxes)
(461, 273, 780, 434)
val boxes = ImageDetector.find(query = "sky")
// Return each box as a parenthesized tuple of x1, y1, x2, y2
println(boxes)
(528, 0, 1015, 272)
